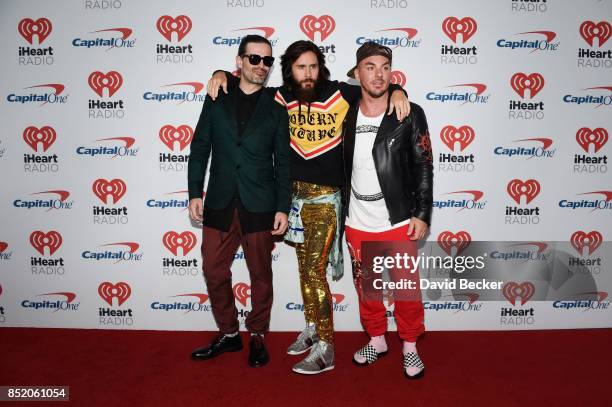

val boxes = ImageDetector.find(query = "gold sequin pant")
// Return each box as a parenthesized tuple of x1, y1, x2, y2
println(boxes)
(293, 181, 338, 344)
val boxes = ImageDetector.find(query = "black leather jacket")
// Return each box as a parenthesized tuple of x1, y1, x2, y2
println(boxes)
(342, 101, 434, 227)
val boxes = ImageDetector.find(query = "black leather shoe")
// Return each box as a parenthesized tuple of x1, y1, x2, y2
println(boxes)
(248, 334, 269, 367)
(191, 333, 243, 361)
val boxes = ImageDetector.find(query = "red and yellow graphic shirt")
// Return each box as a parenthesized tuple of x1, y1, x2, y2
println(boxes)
(275, 80, 360, 187)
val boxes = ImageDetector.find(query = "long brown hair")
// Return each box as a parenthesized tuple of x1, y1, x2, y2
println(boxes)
(280, 40, 330, 91)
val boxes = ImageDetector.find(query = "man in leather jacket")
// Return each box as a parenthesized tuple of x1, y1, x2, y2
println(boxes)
(341, 42, 433, 379)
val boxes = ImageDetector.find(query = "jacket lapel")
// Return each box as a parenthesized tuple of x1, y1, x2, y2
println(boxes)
(374, 112, 397, 145)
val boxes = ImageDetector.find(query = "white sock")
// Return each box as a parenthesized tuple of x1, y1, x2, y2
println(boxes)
(370, 335, 387, 353)
(224, 331, 239, 337)
(354, 335, 387, 363)
(403, 341, 422, 376)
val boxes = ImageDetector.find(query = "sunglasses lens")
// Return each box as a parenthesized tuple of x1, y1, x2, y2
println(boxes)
(263, 57, 274, 67)
(244, 54, 274, 67)
(248, 55, 262, 65)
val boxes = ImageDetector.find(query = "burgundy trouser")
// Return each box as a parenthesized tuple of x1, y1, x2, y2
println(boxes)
(202, 210, 274, 335)
(345, 224, 425, 342)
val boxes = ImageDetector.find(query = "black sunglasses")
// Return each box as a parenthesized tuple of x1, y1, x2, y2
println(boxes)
(242, 54, 275, 67)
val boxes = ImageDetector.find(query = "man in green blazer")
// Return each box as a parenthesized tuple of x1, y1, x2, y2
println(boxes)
(187, 35, 290, 368)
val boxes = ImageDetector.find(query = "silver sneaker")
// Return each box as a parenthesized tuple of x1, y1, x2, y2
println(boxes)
(292, 340, 335, 375)
(287, 325, 318, 355)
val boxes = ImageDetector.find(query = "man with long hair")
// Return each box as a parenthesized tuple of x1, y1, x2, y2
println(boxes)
(206, 40, 409, 374)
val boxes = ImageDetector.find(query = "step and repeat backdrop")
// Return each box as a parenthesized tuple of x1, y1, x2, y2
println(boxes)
(0, 0, 611, 332)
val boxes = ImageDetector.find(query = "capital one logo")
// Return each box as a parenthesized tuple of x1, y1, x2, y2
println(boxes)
(233, 27, 275, 39)
(30, 230, 62, 255)
(390, 71, 407, 87)
(163, 231, 197, 256)
(0, 242, 7, 253)
(18, 18, 52, 44)
(440, 125, 475, 152)
(437, 231, 471, 256)
(92, 179, 126, 204)
(157, 15, 192, 42)
(331, 293, 345, 305)
(442, 17, 477, 44)
(507, 179, 540, 204)
(88, 71, 123, 98)
(576, 128, 608, 153)
(571, 231, 603, 256)
(579, 21, 611, 47)
(23, 126, 56, 152)
(159, 125, 194, 151)
(300, 15, 335, 42)
(503, 281, 535, 305)
(511, 73, 544, 99)
(98, 137, 135, 148)
(39, 292, 76, 303)
(233, 282, 251, 306)
(173, 293, 209, 304)
(98, 281, 131, 306)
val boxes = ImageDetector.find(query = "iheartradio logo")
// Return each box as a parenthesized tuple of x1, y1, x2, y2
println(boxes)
(442, 17, 477, 44)
(390, 71, 407, 87)
(0, 242, 7, 253)
(88, 71, 123, 98)
(159, 125, 194, 151)
(437, 231, 471, 256)
(23, 126, 56, 152)
(98, 281, 131, 306)
(157, 15, 192, 42)
(18, 18, 52, 45)
(92, 179, 127, 204)
(503, 281, 535, 306)
(30, 231, 62, 256)
(579, 21, 611, 47)
(300, 15, 335, 42)
(570, 231, 603, 256)
(440, 125, 475, 152)
(576, 128, 608, 153)
(510, 73, 544, 99)
(233, 282, 251, 306)
(163, 231, 197, 256)
(507, 179, 540, 205)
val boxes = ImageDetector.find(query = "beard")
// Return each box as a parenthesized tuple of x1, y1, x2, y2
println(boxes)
(242, 66, 268, 85)
(363, 79, 389, 99)
(364, 87, 388, 99)
(291, 77, 324, 103)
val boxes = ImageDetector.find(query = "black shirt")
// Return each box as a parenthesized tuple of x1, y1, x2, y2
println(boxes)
(203, 87, 275, 233)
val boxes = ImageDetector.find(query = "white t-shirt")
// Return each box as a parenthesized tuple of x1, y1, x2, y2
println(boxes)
(345, 108, 410, 232)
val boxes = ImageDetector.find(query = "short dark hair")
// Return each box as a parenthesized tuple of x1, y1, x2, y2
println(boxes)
(237, 34, 272, 56)
(280, 40, 330, 88)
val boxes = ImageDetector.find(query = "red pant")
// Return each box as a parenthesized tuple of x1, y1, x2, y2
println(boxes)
(202, 210, 274, 335)
(345, 224, 425, 342)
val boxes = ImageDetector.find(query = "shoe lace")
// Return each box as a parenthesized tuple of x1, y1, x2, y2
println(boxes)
(304, 342, 324, 362)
